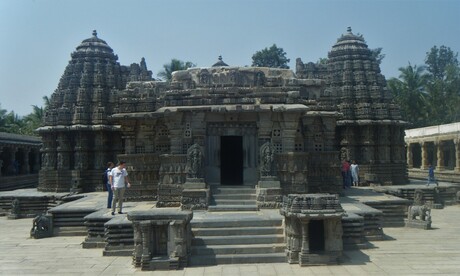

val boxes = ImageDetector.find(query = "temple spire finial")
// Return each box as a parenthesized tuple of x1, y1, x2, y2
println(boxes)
(92, 30, 98, 37)
(347, 27, 352, 33)
(218, 55, 223, 61)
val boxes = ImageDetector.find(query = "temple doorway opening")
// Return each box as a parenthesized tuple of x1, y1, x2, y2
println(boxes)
(309, 220, 325, 252)
(220, 136, 243, 185)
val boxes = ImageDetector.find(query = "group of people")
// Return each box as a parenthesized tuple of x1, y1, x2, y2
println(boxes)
(341, 160, 359, 189)
(103, 161, 131, 215)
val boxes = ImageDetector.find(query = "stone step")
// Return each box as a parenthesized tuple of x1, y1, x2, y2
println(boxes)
(192, 234, 284, 246)
(191, 218, 282, 228)
(189, 252, 286, 266)
(193, 226, 283, 236)
(191, 243, 285, 255)
(213, 199, 257, 205)
(213, 194, 256, 200)
(211, 188, 256, 195)
(208, 205, 259, 212)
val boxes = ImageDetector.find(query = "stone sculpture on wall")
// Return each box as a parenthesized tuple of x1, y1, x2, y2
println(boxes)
(260, 142, 274, 177)
(186, 143, 203, 179)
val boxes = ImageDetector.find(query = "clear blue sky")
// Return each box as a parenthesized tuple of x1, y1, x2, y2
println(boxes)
(1, 0, 459, 116)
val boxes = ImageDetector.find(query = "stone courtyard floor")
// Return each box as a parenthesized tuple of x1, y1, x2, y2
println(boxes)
(1, 191, 459, 275)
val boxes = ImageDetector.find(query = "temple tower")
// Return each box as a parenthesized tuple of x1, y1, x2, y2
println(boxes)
(297, 28, 408, 184)
(38, 31, 152, 192)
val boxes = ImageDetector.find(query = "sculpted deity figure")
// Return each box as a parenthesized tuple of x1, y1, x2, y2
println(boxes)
(260, 142, 274, 176)
(187, 143, 203, 178)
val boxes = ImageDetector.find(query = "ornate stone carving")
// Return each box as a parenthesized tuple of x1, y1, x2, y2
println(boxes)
(260, 142, 274, 177)
(30, 214, 53, 239)
(186, 144, 203, 178)
(128, 210, 193, 270)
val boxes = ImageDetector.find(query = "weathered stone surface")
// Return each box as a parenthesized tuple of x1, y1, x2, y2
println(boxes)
(128, 209, 193, 270)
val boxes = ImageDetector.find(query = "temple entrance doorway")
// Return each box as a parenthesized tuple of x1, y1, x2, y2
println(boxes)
(309, 220, 325, 252)
(205, 122, 258, 186)
(220, 136, 243, 185)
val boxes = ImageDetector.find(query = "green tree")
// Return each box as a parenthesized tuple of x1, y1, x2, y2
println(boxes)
(424, 46, 460, 125)
(157, 59, 196, 82)
(0, 104, 8, 132)
(387, 63, 429, 128)
(251, 44, 290, 69)
(2, 111, 25, 134)
(21, 105, 44, 136)
(425, 45, 459, 80)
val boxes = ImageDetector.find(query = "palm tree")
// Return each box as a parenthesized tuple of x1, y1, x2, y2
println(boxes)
(388, 63, 429, 128)
(157, 59, 196, 82)
(22, 105, 44, 136)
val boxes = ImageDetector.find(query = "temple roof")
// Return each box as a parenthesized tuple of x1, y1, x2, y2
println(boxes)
(330, 27, 369, 56)
(212, 55, 229, 67)
(74, 30, 114, 55)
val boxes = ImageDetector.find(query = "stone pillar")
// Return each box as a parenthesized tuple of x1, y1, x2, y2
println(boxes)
(140, 221, 151, 265)
(169, 129, 183, 154)
(300, 220, 309, 254)
(22, 148, 30, 174)
(93, 132, 106, 170)
(0, 147, 3, 176)
(454, 139, 460, 172)
(123, 135, 135, 154)
(33, 150, 40, 173)
(56, 133, 70, 170)
(407, 143, 413, 169)
(282, 128, 297, 153)
(436, 141, 445, 171)
(421, 142, 428, 170)
(11, 147, 18, 175)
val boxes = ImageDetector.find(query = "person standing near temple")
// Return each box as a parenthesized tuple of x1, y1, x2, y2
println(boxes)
(104, 162, 115, 208)
(350, 160, 359, 186)
(109, 161, 131, 215)
(426, 164, 438, 186)
(341, 160, 351, 189)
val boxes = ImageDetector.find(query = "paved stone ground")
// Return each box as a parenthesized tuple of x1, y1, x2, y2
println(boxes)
(1, 203, 459, 275)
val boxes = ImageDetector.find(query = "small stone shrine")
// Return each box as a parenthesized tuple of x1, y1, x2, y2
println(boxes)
(127, 209, 193, 270)
(280, 194, 344, 265)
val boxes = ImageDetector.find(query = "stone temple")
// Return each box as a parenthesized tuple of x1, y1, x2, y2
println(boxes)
(38, 28, 407, 200)
(29, 27, 415, 268)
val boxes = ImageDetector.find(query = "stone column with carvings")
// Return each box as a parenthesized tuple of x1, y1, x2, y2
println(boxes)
(421, 142, 428, 170)
(281, 113, 299, 153)
(123, 135, 136, 154)
(22, 148, 30, 174)
(0, 147, 3, 176)
(407, 142, 413, 169)
(56, 133, 70, 170)
(300, 220, 310, 254)
(11, 147, 18, 175)
(436, 141, 445, 171)
(455, 139, 460, 172)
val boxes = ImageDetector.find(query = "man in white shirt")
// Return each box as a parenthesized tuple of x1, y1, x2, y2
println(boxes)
(109, 161, 131, 215)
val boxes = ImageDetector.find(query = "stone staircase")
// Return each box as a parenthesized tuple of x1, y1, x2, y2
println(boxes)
(189, 212, 286, 266)
(208, 186, 258, 212)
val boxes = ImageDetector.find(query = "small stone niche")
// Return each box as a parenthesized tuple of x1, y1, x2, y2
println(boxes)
(127, 209, 193, 270)
(280, 194, 344, 266)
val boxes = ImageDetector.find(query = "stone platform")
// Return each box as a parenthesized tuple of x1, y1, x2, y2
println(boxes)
(1, 205, 459, 275)
(372, 180, 460, 207)
(0, 183, 456, 270)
